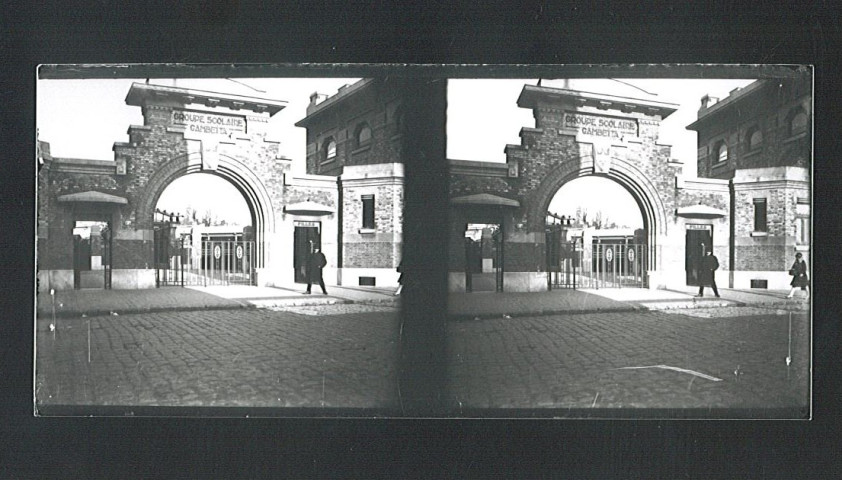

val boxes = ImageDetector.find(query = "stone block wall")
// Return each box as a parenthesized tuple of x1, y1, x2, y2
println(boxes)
(732, 182, 808, 273)
(341, 182, 402, 269)
(343, 241, 397, 269)
(342, 184, 402, 234)
(449, 175, 514, 198)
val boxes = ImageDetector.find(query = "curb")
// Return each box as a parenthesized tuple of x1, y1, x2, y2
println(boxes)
(37, 302, 254, 321)
(447, 299, 808, 321)
(448, 306, 644, 321)
(35, 296, 400, 321)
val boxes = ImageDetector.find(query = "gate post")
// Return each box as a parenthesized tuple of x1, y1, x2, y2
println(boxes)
(180, 235, 185, 288)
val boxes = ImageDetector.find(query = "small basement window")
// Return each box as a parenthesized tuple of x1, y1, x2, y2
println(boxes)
(359, 276, 376, 286)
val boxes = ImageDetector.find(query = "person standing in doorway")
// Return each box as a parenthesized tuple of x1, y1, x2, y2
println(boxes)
(305, 247, 328, 295)
(786, 252, 809, 299)
(696, 247, 720, 298)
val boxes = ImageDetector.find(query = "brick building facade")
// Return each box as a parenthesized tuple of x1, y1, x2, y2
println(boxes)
(688, 77, 811, 289)
(296, 79, 407, 287)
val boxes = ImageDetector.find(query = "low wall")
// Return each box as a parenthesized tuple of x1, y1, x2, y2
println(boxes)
(338, 268, 399, 288)
(448, 272, 547, 293)
(37, 268, 156, 291)
(37, 270, 74, 293)
(732, 270, 804, 291)
(110, 269, 156, 289)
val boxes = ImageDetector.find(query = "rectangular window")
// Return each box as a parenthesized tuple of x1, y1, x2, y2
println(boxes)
(362, 194, 375, 229)
(796, 197, 810, 216)
(796, 198, 810, 245)
(753, 198, 767, 232)
(796, 217, 810, 245)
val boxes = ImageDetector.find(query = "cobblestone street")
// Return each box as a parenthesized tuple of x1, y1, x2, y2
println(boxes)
(35, 304, 401, 411)
(35, 288, 810, 418)
(447, 306, 810, 416)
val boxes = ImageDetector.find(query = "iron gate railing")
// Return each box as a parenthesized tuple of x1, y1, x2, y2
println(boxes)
(548, 241, 648, 289)
(156, 233, 256, 287)
(101, 223, 112, 289)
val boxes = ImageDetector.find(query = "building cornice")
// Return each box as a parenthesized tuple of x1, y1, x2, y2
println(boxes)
(677, 176, 730, 192)
(284, 173, 338, 189)
(732, 179, 810, 191)
(49, 157, 117, 175)
(518, 84, 678, 119)
(449, 159, 510, 177)
(295, 79, 374, 128)
(341, 177, 404, 188)
(687, 80, 770, 131)
(126, 82, 287, 116)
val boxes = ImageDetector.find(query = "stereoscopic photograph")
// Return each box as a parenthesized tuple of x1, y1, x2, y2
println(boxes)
(35, 65, 811, 418)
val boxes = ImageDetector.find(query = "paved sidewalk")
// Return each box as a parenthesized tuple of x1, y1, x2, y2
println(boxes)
(448, 287, 809, 319)
(37, 284, 806, 323)
(36, 284, 398, 322)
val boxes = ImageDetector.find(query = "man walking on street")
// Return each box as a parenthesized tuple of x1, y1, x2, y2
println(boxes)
(696, 247, 720, 297)
(305, 246, 328, 295)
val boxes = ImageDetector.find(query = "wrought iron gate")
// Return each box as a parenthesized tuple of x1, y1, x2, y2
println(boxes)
(548, 238, 647, 289)
(101, 223, 112, 289)
(465, 225, 504, 292)
(493, 228, 504, 292)
(155, 225, 256, 287)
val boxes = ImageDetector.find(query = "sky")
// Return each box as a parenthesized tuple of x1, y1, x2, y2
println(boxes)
(38, 75, 755, 226)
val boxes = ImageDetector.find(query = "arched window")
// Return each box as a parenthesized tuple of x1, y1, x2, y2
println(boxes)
(715, 141, 728, 164)
(355, 123, 372, 147)
(788, 108, 808, 136)
(323, 138, 336, 162)
(748, 127, 762, 151)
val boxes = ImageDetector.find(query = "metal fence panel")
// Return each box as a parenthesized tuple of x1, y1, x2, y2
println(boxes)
(157, 239, 256, 287)
(548, 241, 647, 289)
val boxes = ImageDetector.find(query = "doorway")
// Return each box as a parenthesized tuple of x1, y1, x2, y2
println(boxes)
(294, 221, 321, 283)
(72, 220, 112, 289)
(464, 223, 502, 292)
(685, 225, 712, 286)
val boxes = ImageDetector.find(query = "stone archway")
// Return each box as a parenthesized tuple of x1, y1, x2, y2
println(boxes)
(135, 152, 276, 269)
(448, 82, 683, 292)
(526, 154, 669, 272)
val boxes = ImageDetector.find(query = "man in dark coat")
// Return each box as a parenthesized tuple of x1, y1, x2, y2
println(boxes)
(305, 247, 328, 294)
(786, 252, 809, 299)
(696, 248, 720, 297)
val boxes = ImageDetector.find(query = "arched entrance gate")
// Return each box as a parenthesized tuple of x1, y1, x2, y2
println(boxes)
(38, 82, 338, 291)
(449, 83, 682, 293)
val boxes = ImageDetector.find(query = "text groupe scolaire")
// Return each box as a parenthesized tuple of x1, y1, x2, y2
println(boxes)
(564, 113, 638, 139)
(172, 111, 245, 136)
